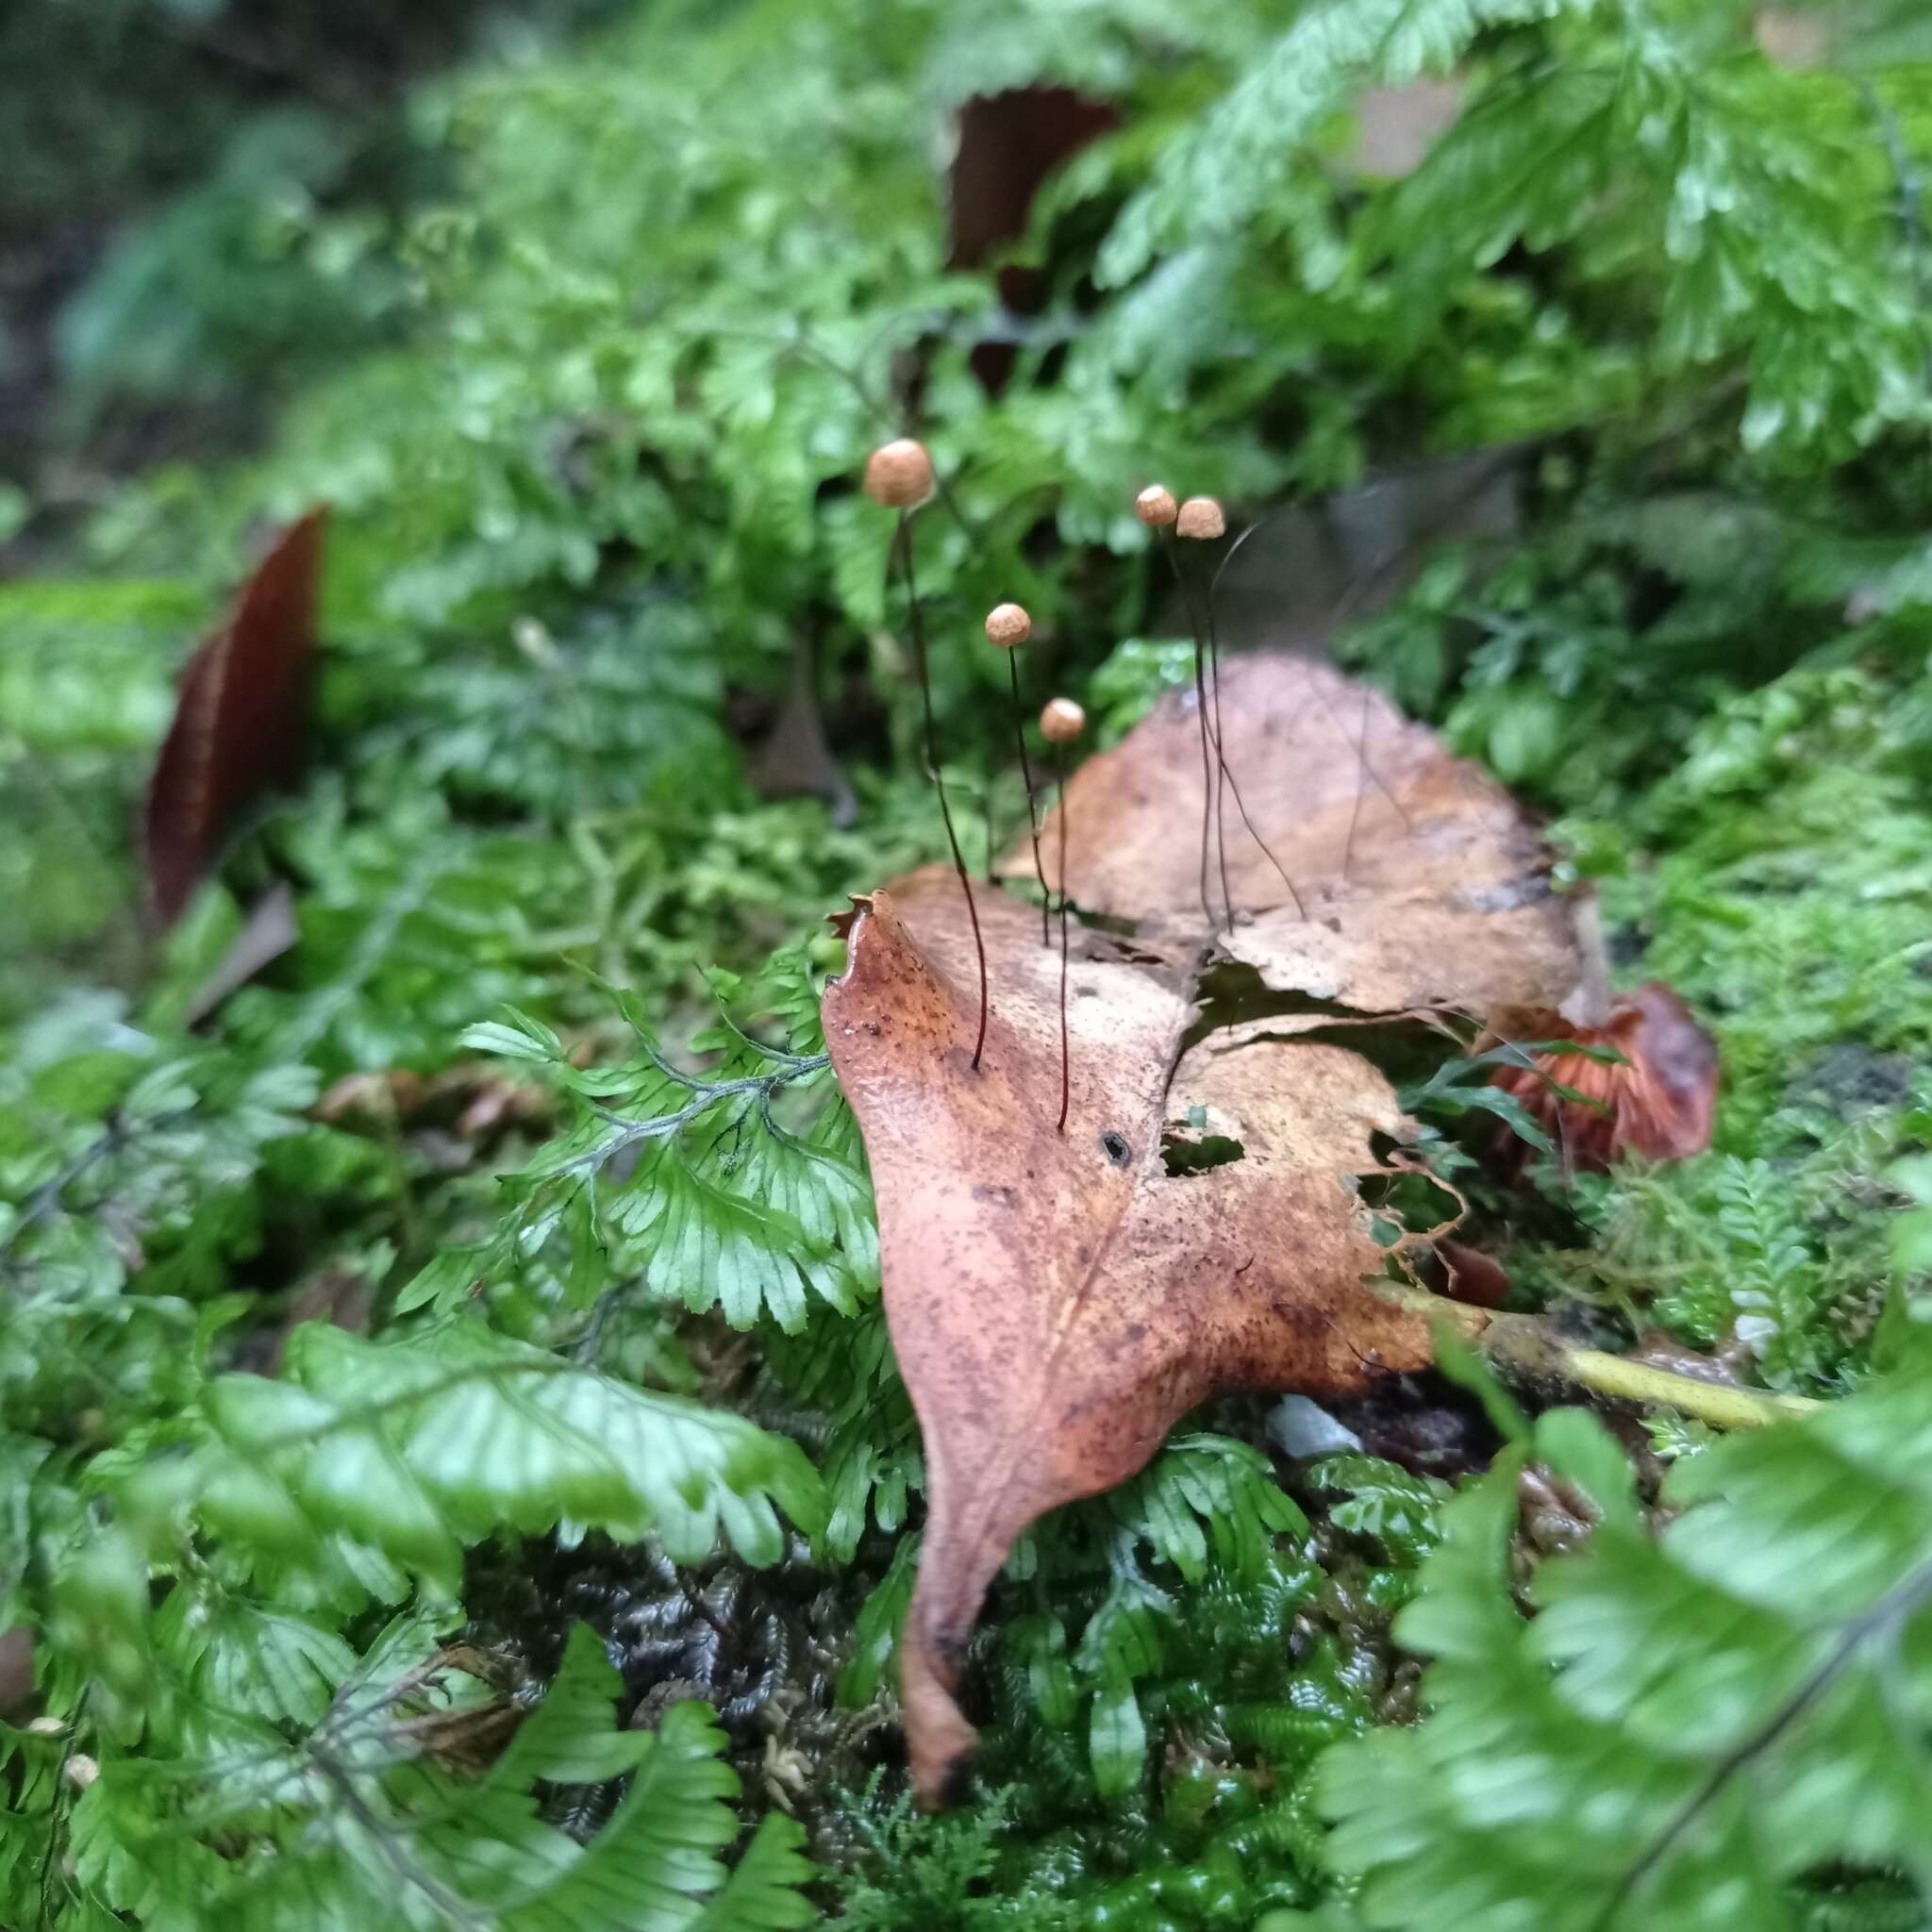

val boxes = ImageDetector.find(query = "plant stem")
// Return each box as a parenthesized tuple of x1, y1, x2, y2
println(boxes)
(1166, 536, 1307, 924)
(1055, 741, 1072, 1134)
(897, 512, 989, 1070)
(1008, 650, 1050, 943)
(1381, 1287, 1820, 1431)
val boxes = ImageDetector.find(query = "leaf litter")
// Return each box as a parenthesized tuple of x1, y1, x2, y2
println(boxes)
(824, 650, 1631, 1801)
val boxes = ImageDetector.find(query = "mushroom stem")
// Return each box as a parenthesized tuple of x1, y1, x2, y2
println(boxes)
(1054, 739, 1071, 1134)
(1040, 695, 1086, 1134)
(1168, 540, 1308, 924)
(896, 513, 989, 1070)
(1008, 652, 1051, 944)
(1157, 529, 1224, 931)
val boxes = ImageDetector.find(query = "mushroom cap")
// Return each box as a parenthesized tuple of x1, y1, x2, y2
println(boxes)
(1175, 495, 1226, 540)
(1040, 696, 1087, 744)
(984, 602, 1033, 648)
(863, 438, 936, 509)
(1134, 485, 1179, 528)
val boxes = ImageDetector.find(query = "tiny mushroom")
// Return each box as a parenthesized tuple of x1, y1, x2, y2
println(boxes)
(989, 602, 1048, 938)
(1041, 696, 1087, 744)
(863, 437, 936, 510)
(1135, 484, 1179, 528)
(1175, 495, 1225, 541)
(984, 601, 1033, 648)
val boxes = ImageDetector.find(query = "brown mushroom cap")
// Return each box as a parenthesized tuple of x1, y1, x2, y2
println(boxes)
(1175, 495, 1226, 541)
(863, 438, 936, 510)
(1135, 485, 1179, 528)
(984, 602, 1032, 648)
(1040, 696, 1087, 744)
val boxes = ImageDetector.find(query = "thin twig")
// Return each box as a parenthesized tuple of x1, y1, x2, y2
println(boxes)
(1387, 1287, 1819, 1431)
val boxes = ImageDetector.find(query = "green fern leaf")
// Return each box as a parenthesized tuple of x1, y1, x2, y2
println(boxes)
(636, 1150, 859, 1332)
(496, 1700, 741, 1931)
(691, 1813, 819, 1931)
(1324, 1376, 1932, 1928)
(128, 1318, 824, 1594)
(1100, 0, 1574, 285)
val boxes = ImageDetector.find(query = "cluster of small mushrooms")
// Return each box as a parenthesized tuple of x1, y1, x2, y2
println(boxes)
(860, 436, 1251, 1134)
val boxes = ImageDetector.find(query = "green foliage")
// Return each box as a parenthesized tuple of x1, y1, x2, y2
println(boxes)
(8, 0, 1932, 1921)
(1443, 650, 1932, 1394)
(1105, 0, 1930, 465)
(22, 1618, 814, 1929)
(1324, 1374, 1932, 1928)
(836, 1449, 1447, 1931)
(398, 946, 874, 1338)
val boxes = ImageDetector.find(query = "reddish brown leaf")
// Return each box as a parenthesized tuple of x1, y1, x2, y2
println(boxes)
(832, 655, 1626, 1802)
(143, 508, 327, 928)
(823, 866, 1434, 1803)
(1493, 980, 1719, 1174)
(1004, 653, 1607, 1025)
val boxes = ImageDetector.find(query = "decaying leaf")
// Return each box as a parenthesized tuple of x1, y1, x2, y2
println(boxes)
(826, 653, 1663, 1801)
(1005, 653, 1607, 1025)
(143, 508, 327, 928)
(823, 865, 1434, 1802)
(1492, 980, 1719, 1173)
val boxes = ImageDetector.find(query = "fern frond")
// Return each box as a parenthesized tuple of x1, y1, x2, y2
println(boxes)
(1100, 0, 1571, 285)
(1324, 1381, 1932, 1928)
(125, 1317, 824, 1592)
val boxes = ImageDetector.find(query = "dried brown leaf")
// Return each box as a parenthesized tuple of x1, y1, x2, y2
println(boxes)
(1492, 980, 1719, 1174)
(143, 508, 326, 928)
(1004, 653, 1606, 1024)
(823, 865, 1432, 1802)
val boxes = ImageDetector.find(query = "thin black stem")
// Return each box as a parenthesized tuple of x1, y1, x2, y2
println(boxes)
(1055, 742, 1071, 1135)
(1159, 530, 1220, 929)
(1169, 541, 1308, 924)
(0, 1119, 137, 1276)
(1197, 568, 1233, 924)
(310, 1744, 487, 1931)
(1007, 651, 1051, 943)
(897, 513, 989, 1070)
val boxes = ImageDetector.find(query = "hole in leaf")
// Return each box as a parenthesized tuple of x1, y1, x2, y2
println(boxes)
(1160, 1128, 1246, 1177)
(1099, 1130, 1133, 1168)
